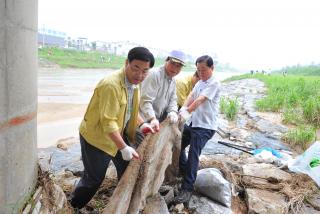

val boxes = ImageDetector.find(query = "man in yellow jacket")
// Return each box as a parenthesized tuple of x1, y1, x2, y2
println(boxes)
(70, 47, 156, 209)
(176, 71, 200, 109)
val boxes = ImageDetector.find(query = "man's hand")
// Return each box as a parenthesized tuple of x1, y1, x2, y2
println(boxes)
(120, 146, 139, 161)
(139, 122, 155, 135)
(167, 111, 179, 124)
(150, 118, 160, 132)
(179, 107, 191, 122)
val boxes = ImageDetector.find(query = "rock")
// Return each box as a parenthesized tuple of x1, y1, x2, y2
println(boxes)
(188, 194, 232, 214)
(301, 203, 320, 214)
(246, 188, 286, 214)
(247, 132, 289, 150)
(307, 192, 320, 211)
(230, 128, 251, 142)
(143, 193, 170, 214)
(246, 111, 260, 121)
(200, 154, 243, 173)
(159, 185, 175, 204)
(236, 115, 248, 128)
(202, 139, 243, 156)
(242, 163, 292, 183)
(254, 119, 288, 135)
(56, 136, 78, 150)
(173, 203, 185, 213)
(48, 143, 82, 174)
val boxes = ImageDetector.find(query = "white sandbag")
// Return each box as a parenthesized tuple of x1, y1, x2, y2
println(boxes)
(194, 168, 232, 207)
(288, 141, 320, 187)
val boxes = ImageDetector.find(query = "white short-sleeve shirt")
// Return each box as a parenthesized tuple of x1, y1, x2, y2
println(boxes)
(186, 75, 221, 130)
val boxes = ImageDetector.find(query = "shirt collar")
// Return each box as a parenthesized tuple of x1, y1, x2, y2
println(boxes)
(124, 75, 138, 89)
(202, 75, 214, 84)
(162, 66, 172, 80)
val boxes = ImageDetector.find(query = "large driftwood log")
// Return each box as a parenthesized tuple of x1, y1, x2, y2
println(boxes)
(103, 120, 180, 214)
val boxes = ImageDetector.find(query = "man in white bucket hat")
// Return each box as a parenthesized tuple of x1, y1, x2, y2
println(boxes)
(140, 50, 187, 131)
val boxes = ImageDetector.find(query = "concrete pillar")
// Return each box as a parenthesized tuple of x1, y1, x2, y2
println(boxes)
(0, 0, 38, 213)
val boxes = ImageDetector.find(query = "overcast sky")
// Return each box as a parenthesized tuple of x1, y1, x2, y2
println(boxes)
(38, 0, 320, 71)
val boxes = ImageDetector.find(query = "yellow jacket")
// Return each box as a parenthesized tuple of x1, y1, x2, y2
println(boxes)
(79, 68, 139, 156)
(176, 75, 193, 107)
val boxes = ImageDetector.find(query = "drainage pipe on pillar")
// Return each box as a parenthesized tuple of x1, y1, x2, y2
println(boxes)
(0, 0, 38, 213)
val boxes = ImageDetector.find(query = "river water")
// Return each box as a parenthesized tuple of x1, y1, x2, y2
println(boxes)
(38, 68, 244, 148)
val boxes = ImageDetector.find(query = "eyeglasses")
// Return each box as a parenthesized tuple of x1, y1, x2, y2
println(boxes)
(129, 63, 149, 75)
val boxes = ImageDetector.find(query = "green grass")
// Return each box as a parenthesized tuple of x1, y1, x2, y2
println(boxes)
(283, 126, 316, 150)
(39, 47, 130, 69)
(224, 72, 320, 149)
(220, 97, 240, 121)
(38, 47, 240, 72)
(39, 47, 197, 71)
(275, 64, 320, 76)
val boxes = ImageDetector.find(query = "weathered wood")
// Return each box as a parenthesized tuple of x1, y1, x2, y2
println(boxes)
(103, 120, 180, 214)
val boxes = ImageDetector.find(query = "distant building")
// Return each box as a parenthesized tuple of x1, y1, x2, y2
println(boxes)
(38, 27, 66, 47)
(76, 37, 89, 51)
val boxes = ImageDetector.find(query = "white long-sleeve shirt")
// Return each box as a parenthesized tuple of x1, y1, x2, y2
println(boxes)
(139, 66, 178, 121)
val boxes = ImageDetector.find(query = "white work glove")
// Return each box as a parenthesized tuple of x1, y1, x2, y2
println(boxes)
(179, 107, 191, 122)
(120, 146, 138, 161)
(139, 122, 155, 135)
(167, 111, 179, 124)
(150, 118, 160, 132)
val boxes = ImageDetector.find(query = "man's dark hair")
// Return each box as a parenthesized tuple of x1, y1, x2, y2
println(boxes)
(194, 70, 199, 77)
(195, 55, 214, 68)
(127, 47, 155, 68)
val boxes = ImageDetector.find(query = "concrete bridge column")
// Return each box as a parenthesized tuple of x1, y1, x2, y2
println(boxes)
(0, 0, 38, 213)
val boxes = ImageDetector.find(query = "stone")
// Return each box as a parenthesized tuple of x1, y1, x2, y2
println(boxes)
(246, 188, 287, 214)
(56, 137, 78, 150)
(188, 194, 232, 214)
(230, 128, 251, 142)
(202, 139, 243, 156)
(173, 203, 185, 213)
(159, 185, 175, 204)
(143, 194, 170, 214)
(247, 132, 289, 150)
(255, 119, 288, 135)
(242, 163, 292, 183)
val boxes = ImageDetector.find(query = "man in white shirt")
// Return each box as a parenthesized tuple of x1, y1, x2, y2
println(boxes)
(139, 50, 187, 131)
(174, 55, 221, 205)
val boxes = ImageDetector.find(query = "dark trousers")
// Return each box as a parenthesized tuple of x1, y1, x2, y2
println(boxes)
(179, 124, 215, 191)
(70, 131, 143, 209)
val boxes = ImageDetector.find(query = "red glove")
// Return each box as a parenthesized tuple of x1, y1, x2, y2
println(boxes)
(139, 123, 155, 135)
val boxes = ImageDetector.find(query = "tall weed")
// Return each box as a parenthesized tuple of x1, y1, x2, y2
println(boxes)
(220, 97, 239, 121)
(303, 97, 320, 127)
(283, 126, 316, 149)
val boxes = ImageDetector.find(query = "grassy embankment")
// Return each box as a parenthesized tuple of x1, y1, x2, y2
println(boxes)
(277, 64, 320, 76)
(225, 70, 320, 149)
(38, 47, 196, 71)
